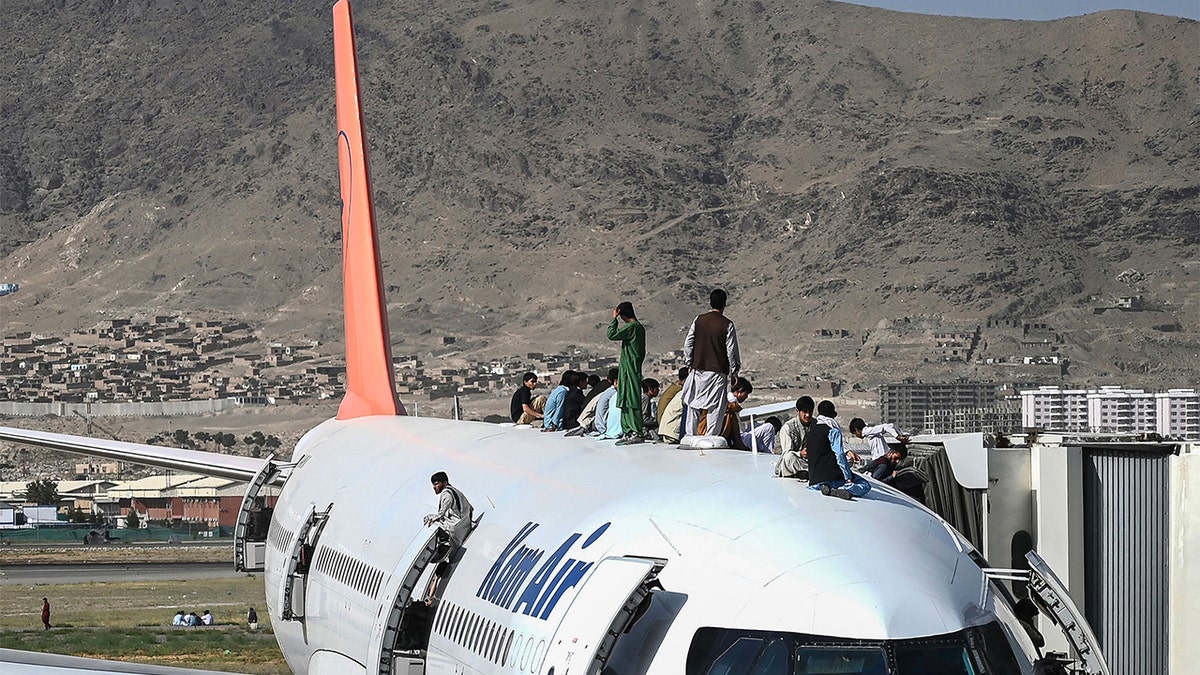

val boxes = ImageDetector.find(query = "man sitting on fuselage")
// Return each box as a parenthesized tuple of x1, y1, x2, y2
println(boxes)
(807, 400, 871, 500)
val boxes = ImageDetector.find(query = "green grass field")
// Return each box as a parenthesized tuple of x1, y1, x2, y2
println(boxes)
(0, 575, 290, 674)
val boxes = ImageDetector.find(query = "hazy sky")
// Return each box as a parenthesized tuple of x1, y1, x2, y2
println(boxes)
(839, 1, 1200, 21)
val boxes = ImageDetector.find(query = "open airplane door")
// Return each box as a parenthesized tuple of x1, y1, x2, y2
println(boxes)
(1025, 550, 1110, 675)
(540, 556, 663, 675)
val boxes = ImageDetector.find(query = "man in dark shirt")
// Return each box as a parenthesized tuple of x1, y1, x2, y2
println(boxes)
(807, 400, 871, 500)
(509, 372, 543, 424)
(865, 446, 908, 483)
(561, 372, 589, 430)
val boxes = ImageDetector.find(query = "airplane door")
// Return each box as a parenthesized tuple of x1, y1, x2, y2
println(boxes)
(540, 556, 662, 675)
(1025, 550, 1110, 675)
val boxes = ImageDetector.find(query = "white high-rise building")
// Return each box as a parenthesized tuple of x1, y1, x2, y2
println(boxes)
(1021, 386, 1200, 438)
(1158, 389, 1200, 438)
(1020, 386, 1089, 431)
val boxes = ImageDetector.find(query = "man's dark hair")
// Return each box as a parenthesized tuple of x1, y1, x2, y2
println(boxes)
(709, 289, 727, 310)
(588, 374, 601, 388)
(616, 301, 636, 319)
(522, 372, 537, 384)
(575, 372, 590, 387)
(642, 378, 660, 392)
(732, 377, 753, 394)
(766, 416, 783, 432)
(893, 445, 909, 460)
(849, 418, 866, 434)
(677, 366, 689, 381)
(560, 370, 576, 386)
(817, 400, 837, 418)
(607, 367, 619, 382)
(430, 471, 448, 484)
(796, 396, 815, 414)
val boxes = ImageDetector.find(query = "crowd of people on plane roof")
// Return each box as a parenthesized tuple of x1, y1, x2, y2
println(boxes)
(506, 289, 921, 502)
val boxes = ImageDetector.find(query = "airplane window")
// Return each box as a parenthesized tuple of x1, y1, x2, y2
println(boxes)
(454, 607, 466, 644)
(502, 630, 514, 667)
(749, 639, 789, 675)
(893, 644, 976, 674)
(795, 646, 888, 674)
(705, 637, 763, 675)
(521, 636, 535, 671)
(687, 624, 1020, 675)
(533, 639, 547, 673)
(510, 633, 524, 669)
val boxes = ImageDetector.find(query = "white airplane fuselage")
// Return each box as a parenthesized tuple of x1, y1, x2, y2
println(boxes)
(265, 415, 1041, 675)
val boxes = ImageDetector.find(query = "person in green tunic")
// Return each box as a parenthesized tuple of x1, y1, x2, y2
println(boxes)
(607, 301, 646, 445)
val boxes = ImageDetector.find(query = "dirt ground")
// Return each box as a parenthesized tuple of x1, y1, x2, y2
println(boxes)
(0, 542, 231, 566)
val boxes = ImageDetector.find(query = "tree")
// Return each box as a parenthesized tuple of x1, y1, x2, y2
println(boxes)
(172, 429, 190, 446)
(265, 435, 282, 450)
(194, 431, 212, 446)
(125, 510, 141, 529)
(25, 479, 59, 505)
(218, 433, 237, 449)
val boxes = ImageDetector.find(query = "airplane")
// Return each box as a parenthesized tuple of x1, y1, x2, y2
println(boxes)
(0, 2, 1109, 674)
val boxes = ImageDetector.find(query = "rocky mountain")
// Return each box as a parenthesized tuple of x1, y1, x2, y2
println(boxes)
(1, 0, 1196, 389)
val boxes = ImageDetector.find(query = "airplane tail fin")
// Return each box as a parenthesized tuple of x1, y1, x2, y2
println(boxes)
(333, 0, 404, 419)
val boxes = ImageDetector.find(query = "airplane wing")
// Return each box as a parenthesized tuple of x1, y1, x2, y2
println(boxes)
(1, 647, 252, 674)
(0, 427, 271, 482)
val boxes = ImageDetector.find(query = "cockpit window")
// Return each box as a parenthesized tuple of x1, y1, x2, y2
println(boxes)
(687, 623, 1018, 675)
(794, 647, 887, 674)
(752, 639, 791, 675)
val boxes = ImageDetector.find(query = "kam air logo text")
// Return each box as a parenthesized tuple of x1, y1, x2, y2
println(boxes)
(475, 521, 610, 620)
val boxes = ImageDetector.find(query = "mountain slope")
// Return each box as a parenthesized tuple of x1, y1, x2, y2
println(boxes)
(1, 0, 1196, 386)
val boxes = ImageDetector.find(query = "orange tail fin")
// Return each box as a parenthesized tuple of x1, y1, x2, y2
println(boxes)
(333, 0, 403, 419)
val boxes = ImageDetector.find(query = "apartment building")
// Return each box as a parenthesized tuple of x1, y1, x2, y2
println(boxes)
(1021, 386, 1200, 439)
(879, 380, 1000, 432)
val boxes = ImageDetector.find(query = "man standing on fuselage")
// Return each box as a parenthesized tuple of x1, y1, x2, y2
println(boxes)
(681, 289, 741, 437)
(608, 301, 647, 445)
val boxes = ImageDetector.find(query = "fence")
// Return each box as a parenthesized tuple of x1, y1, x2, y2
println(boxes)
(0, 399, 239, 417)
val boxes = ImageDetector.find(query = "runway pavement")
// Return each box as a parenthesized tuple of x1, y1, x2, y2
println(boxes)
(0, 562, 250, 585)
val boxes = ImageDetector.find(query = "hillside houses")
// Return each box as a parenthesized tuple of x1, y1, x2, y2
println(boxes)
(0, 317, 322, 405)
(0, 317, 684, 412)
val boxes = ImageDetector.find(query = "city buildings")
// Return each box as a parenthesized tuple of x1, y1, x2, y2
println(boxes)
(1020, 386, 1199, 438)
(879, 380, 1001, 432)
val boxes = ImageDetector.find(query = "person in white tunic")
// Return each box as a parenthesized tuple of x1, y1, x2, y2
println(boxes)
(848, 418, 909, 460)
(423, 471, 474, 552)
(680, 289, 741, 437)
